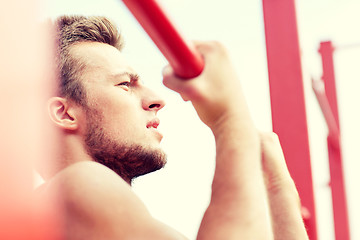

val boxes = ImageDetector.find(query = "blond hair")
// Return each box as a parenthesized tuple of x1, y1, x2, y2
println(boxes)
(55, 15, 124, 105)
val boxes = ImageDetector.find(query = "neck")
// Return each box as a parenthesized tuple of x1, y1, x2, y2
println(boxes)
(42, 133, 94, 180)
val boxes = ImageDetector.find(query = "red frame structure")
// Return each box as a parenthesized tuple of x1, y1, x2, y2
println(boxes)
(317, 41, 350, 240)
(124, 1, 354, 239)
(262, 0, 317, 239)
(2, 1, 352, 239)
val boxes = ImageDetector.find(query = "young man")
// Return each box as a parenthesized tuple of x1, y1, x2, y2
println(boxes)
(38, 15, 308, 239)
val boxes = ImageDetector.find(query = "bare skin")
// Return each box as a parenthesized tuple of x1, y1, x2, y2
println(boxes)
(39, 40, 308, 240)
(260, 132, 309, 240)
(163, 41, 272, 239)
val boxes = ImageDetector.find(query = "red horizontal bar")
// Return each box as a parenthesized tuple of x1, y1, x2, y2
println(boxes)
(122, 0, 204, 79)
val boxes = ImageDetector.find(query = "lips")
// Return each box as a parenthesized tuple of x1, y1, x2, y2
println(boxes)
(146, 118, 160, 129)
(146, 118, 163, 141)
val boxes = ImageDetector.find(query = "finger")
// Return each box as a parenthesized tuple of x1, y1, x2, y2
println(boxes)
(162, 64, 174, 77)
(260, 132, 285, 161)
(162, 65, 182, 91)
(162, 65, 193, 101)
(193, 40, 229, 61)
(260, 132, 290, 178)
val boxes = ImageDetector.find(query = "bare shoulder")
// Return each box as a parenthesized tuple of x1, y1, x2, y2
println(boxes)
(48, 161, 132, 197)
(41, 161, 187, 240)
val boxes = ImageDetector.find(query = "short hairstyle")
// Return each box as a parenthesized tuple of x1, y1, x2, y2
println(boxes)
(54, 15, 124, 106)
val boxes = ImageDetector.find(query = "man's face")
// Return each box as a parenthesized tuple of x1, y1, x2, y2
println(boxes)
(72, 42, 167, 183)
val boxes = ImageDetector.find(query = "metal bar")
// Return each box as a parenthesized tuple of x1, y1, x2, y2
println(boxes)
(335, 42, 360, 50)
(319, 41, 350, 240)
(319, 42, 340, 127)
(262, 0, 317, 239)
(312, 78, 340, 146)
(121, 0, 204, 79)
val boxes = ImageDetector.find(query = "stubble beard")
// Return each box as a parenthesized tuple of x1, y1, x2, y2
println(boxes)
(84, 108, 167, 184)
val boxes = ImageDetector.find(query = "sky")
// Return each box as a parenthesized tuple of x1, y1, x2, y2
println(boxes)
(43, 0, 360, 239)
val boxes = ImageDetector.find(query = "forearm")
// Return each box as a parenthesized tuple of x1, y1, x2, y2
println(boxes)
(197, 116, 273, 240)
(163, 41, 274, 240)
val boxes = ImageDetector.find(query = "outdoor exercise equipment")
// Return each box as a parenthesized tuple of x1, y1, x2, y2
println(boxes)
(262, 0, 317, 238)
(1, 1, 355, 240)
(313, 41, 350, 240)
(122, 1, 353, 239)
(122, 0, 204, 79)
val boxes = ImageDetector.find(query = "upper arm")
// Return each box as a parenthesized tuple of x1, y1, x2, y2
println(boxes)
(48, 162, 187, 240)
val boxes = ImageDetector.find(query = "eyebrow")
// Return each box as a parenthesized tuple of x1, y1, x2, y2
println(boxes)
(112, 72, 140, 82)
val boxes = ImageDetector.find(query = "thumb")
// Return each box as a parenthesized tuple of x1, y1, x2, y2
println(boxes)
(162, 65, 192, 101)
(162, 65, 174, 78)
(162, 65, 178, 90)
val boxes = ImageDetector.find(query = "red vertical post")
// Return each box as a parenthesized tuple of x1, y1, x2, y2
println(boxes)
(262, 0, 317, 239)
(319, 41, 350, 240)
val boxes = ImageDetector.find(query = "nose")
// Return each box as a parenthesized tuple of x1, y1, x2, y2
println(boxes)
(142, 87, 166, 113)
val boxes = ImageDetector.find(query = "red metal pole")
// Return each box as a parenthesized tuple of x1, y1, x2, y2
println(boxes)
(319, 41, 350, 240)
(121, 0, 204, 79)
(312, 79, 340, 145)
(262, 0, 317, 239)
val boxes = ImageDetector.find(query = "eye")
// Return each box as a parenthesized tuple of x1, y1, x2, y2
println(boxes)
(116, 81, 131, 88)
(120, 82, 130, 86)
(114, 73, 140, 89)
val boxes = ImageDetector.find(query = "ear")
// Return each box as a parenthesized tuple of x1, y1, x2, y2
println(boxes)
(47, 97, 81, 131)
